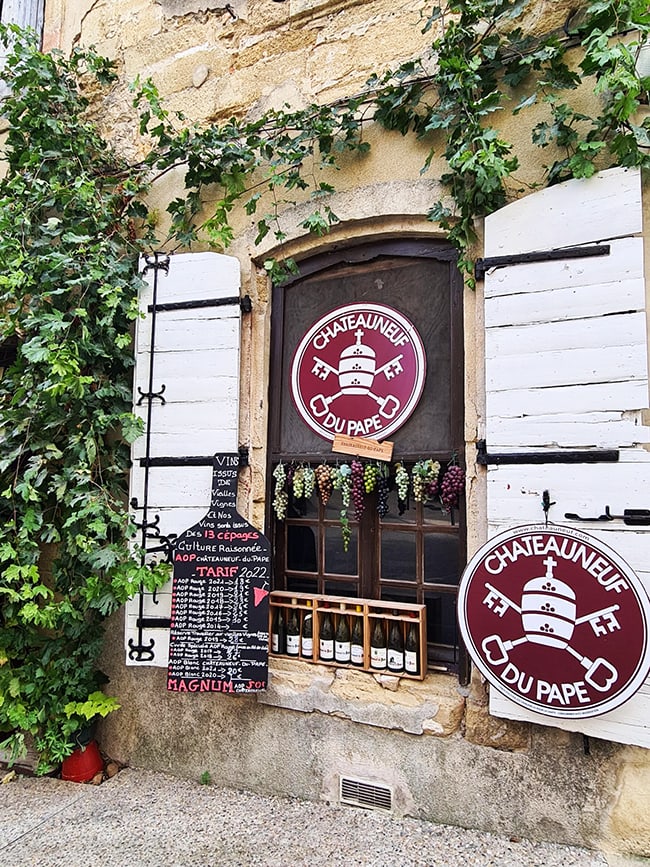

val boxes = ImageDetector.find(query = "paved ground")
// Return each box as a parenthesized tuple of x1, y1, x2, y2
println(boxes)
(0, 768, 645, 867)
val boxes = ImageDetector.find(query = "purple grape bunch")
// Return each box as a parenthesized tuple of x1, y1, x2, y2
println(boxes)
(351, 459, 365, 521)
(440, 464, 465, 512)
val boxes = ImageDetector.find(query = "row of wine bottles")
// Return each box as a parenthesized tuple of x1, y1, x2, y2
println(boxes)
(270, 601, 421, 676)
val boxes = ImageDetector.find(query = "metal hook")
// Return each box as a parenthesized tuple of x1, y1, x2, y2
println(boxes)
(542, 490, 555, 525)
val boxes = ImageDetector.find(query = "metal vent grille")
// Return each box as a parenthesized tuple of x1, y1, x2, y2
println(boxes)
(339, 776, 393, 812)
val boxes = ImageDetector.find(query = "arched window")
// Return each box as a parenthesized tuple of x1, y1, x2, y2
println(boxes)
(268, 238, 467, 674)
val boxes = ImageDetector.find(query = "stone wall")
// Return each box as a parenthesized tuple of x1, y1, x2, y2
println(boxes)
(37, 0, 650, 857)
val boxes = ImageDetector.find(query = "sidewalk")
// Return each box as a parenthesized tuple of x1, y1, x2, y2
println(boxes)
(0, 767, 642, 867)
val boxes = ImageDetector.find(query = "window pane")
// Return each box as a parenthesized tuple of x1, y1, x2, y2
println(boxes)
(424, 592, 458, 648)
(380, 531, 416, 581)
(422, 501, 453, 526)
(324, 580, 359, 597)
(381, 488, 415, 523)
(424, 534, 459, 584)
(324, 488, 343, 520)
(325, 527, 357, 575)
(287, 575, 318, 594)
(288, 495, 318, 519)
(286, 525, 318, 573)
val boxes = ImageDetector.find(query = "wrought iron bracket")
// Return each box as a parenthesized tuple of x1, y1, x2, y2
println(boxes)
(476, 440, 620, 466)
(127, 637, 156, 662)
(139, 447, 250, 468)
(147, 294, 252, 314)
(142, 252, 170, 275)
(474, 244, 610, 281)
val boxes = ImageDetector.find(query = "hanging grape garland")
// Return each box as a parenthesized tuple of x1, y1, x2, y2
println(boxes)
(272, 458, 466, 551)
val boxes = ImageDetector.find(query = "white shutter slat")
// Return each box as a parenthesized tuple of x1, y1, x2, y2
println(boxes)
(486, 312, 646, 358)
(488, 415, 643, 449)
(485, 236, 644, 330)
(487, 381, 649, 419)
(484, 236, 643, 301)
(125, 252, 242, 667)
(487, 344, 645, 392)
(484, 165, 642, 256)
(482, 167, 650, 747)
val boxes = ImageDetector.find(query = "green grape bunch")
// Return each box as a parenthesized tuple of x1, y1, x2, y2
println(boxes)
(292, 466, 305, 499)
(303, 466, 316, 499)
(272, 462, 288, 520)
(363, 462, 379, 493)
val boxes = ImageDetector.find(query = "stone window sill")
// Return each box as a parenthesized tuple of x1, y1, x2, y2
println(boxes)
(257, 657, 466, 737)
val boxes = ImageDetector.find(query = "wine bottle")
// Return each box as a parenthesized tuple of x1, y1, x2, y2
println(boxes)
(350, 605, 364, 666)
(286, 600, 300, 656)
(301, 600, 313, 659)
(319, 605, 334, 661)
(370, 618, 386, 670)
(387, 613, 404, 673)
(405, 615, 420, 675)
(271, 607, 285, 654)
(334, 605, 351, 663)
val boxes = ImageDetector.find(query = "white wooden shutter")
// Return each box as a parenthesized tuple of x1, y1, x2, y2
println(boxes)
(124, 252, 242, 667)
(0, 0, 45, 99)
(483, 167, 650, 746)
(1, 0, 44, 31)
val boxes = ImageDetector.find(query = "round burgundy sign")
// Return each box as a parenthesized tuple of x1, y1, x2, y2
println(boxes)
(458, 525, 650, 718)
(290, 303, 426, 441)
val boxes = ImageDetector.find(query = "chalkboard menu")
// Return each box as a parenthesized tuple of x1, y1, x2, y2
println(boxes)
(167, 454, 270, 694)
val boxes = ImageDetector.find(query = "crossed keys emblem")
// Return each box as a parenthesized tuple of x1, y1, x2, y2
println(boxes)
(481, 556, 620, 692)
(309, 328, 405, 420)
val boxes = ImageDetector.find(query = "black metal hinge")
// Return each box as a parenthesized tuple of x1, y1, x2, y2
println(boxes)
(474, 244, 610, 281)
(476, 440, 619, 466)
(138, 446, 250, 468)
(147, 294, 252, 313)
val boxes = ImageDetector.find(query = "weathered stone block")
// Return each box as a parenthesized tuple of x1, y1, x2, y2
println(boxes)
(464, 676, 531, 752)
(604, 748, 650, 857)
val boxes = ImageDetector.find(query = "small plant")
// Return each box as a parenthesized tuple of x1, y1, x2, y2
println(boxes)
(200, 770, 212, 785)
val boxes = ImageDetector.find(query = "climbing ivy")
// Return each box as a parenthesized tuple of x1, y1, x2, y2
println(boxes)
(134, 0, 649, 278)
(0, 26, 169, 771)
(0, 0, 648, 771)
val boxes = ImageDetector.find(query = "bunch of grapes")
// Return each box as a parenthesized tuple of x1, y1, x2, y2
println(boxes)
(333, 464, 352, 509)
(440, 463, 465, 512)
(351, 459, 365, 521)
(315, 463, 333, 506)
(363, 462, 379, 493)
(376, 471, 390, 518)
(292, 466, 305, 499)
(303, 466, 316, 499)
(425, 476, 439, 500)
(412, 459, 441, 503)
(272, 462, 288, 520)
(411, 462, 426, 502)
(394, 462, 410, 513)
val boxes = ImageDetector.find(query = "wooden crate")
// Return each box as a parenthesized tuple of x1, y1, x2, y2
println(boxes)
(269, 591, 427, 680)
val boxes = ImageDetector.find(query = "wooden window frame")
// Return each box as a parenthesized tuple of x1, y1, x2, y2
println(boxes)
(266, 238, 468, 680)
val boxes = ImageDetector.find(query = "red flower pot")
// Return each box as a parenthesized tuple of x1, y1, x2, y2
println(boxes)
(61, 739, 103, 783)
